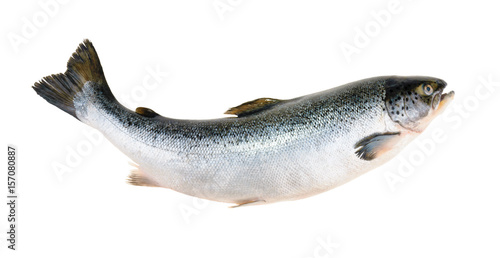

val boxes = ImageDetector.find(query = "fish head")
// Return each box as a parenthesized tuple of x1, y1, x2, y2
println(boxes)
(384, 76, 454, 132)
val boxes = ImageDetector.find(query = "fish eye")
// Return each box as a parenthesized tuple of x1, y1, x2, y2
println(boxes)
(422, 84, 434, 95)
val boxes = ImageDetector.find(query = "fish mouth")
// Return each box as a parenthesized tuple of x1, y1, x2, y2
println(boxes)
(407, 90, 455, 133)
(440, 91, 455, 103)
(431, 90, 455, 110)
(435, 90, 455, 112)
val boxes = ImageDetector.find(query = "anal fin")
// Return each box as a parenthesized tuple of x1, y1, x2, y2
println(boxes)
(127, 163, 160, 187)
(354, 132, 401, 161)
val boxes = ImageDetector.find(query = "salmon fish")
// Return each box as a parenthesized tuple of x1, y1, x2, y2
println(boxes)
(33, 40, 454, 207)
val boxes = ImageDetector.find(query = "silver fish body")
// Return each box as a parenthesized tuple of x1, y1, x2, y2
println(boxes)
(34, 40, 454, 206)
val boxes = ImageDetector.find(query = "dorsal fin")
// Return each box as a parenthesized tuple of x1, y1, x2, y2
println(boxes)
(135, 107, 159, 118)
(224, 98, 283, 117)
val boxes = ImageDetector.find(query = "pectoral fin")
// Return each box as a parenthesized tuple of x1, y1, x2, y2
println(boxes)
(225, 98, 283, 117)
(354, 132, 401, 161)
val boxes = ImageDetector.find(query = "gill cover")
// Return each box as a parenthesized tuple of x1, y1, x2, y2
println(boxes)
(384, 76, 447, 131)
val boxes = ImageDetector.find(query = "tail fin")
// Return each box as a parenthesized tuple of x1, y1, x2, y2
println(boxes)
(32, 39, 109, 120)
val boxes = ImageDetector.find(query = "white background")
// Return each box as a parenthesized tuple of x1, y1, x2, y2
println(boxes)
(1, 1, 499, 257)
